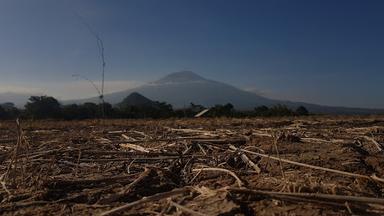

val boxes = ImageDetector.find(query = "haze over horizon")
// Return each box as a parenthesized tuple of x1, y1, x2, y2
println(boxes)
(1, 0, 384, 108)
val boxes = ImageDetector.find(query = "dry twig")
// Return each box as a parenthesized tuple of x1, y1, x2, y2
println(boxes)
(229, 145, 261, 174)
(170, 200, 209, 216)
(192, 167, 243, 187)
(98, 187, 193, 216)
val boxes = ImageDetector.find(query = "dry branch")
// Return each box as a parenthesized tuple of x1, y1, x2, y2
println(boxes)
(238, 148, 384, 183)
(98, 187, 193, 216)
(45, 173, 137, 188)
(98, 168, 152, 204)
(229, 145, 261, 174)
(119, 143, 150, 153)
(170, 200, 209, 216)
(194, 138, 247, 145)
(228, 188, 384, 205)
(79, 156, 182, 162)
(192, 167, 243, 187)
(363, 136, 383, 152)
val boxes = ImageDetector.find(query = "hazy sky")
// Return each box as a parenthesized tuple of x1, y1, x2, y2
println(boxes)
(0, 0, 384, 108)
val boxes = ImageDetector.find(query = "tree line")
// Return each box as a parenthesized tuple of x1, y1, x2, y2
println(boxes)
(0, 96, 309, 120)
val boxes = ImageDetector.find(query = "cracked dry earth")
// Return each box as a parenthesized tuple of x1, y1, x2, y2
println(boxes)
(1, 116, 384, 215)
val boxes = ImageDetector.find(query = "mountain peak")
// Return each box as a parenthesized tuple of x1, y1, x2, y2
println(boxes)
(154, 71, 206, 84)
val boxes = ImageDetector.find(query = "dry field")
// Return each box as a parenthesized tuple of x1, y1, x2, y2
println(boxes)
(1, 116, 384, 215)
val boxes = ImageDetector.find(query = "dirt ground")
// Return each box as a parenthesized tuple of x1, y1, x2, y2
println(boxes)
(1, 116, 384, 215)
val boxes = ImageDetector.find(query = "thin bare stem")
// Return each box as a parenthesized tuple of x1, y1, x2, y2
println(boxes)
(192, 167, 243, 187)
(98, 187, 192, 216)
(170, 201, 209, 216)
(74, 13, 106, 118)
(273, 135, 285, 178)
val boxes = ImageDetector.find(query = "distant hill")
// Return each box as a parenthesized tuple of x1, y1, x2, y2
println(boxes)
(117, 92, 156, 108)
(70, 71, 384, 114)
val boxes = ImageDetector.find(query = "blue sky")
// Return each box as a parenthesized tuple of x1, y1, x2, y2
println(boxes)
(0, 0, 384, 108)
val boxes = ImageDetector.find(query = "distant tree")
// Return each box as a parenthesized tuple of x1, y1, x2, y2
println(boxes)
(223, 103, 234, 112)
(123, 106, 142, 118)
(62, 104, 83, 120)
(175, 103, 206, 118)
(209, 103, 234, 117)
(0, 103, 18, 119)
(269, 104, 294, 116)
(190, 103, 205, 113)
(0, 106, 6, 119)
(254, 105, 270, 116)
(100, 102, 114, 117)
(154, 101, 174, 118)
(25, 96, 61, 119)
(82, 102, 99, 118)
(61, 102, 116, 120)
(296, 106, 309, 116)
(118, 100, 174, 119)
(4, 105, 20, 119)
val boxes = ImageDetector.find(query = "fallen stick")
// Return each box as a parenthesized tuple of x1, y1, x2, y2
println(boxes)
(192, 167, 243, 187)
(237, 149, 384, 183)
(74, 150, 82, 176)
(98, 168, 152, 204)
(0, 173, 11, 195)
(197, 144, 207, 156)
(131, 130, 150, 138)
(98, 187, 193, 216)
(107, 130, 125, 134)
(301, 138, 351, 144)
(252, 132, 273, 137)
(53, 183, 120, 204)
(79, 156, 182, 162)
(193, 138, 247, 145)
(27, 159, 53, 163)
(228, 188, 384, 205)
(82, 150, 179, 156)
(45, 173, 137, 188)
(229, 145, 260, 174)
(272, 137, 285, 178)
(18, 148, 79, 159)
(123, 168, 151, 193)
(363, 136, 383, 152)
(59, 160, 95, 168)
(119, 143, 150, 153)
(165, 127, 215, 135)
(121, 134, 137, 142)
(0, 139, 17, 143)
(170, 200, 209, 216)
(116, 138, 237, 144)
(0, 201, 49, 211)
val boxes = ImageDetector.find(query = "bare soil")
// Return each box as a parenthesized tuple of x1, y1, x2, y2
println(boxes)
(1, 116, 384, 215)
